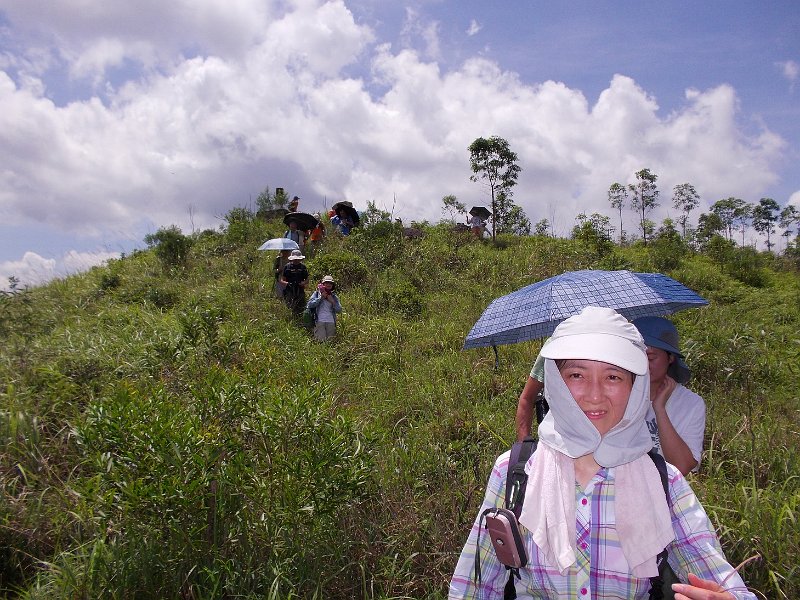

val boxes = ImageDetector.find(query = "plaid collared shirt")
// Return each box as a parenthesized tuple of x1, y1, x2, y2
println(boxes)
(449, 451, 755, 599)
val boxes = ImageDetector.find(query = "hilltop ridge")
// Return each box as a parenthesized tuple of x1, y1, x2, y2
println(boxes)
(1, 213, 798, 598)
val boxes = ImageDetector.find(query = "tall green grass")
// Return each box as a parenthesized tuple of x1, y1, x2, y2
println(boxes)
(1, 218, 798, 598)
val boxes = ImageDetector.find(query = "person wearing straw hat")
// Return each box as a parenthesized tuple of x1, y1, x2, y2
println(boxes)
(306, 275, 342, 341)
(450, 306, 754, 600)
(280, 249, 308, 314)
(633, 317, 706, 476)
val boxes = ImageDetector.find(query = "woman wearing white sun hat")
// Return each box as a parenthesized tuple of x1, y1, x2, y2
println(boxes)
(450, 306, 754, 600)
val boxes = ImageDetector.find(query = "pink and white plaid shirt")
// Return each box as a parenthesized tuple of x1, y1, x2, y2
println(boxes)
(449, 451, 755, 599)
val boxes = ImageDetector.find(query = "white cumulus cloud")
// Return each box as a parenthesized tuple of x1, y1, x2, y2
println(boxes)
(0, 0, 791, 267)
(777, 59, 799, 91)
(0, 249, 119, 291)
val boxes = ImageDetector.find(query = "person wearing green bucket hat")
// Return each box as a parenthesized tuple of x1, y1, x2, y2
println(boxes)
(632, 317, 705, 476)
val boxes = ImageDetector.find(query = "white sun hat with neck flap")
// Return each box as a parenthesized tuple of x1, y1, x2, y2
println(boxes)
(538, 306, 652, 467)
(540, 305, 648, 376)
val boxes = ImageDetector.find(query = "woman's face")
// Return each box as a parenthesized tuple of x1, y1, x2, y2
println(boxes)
(558, 359, 634, 436)
(645, 346, 673, 384)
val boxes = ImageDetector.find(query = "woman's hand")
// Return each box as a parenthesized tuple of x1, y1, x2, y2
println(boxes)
(651, 374, 677, 411)
(672, 573, 736, 600)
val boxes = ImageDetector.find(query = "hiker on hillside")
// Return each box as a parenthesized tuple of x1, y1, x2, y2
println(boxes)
(306, 275, 342, 342)
(514, 317, 705, 477)
(331, 207, 355, 235)
(288, 196, 300, 212)
(450, 307, 754, 599)
(307, 213, 326, 256)
(280, 250, 308, 314)
(284, 220, 306, 252)
(468, 213, 486, 238)
(272, 249, 291, 297)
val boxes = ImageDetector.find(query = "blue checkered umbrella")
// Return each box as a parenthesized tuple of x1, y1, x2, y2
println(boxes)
(463, 270, 708, 349)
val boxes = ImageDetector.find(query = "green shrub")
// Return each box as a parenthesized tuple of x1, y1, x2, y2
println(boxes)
(724, 246, 769, 287)
(307, 250, 369, 289)
(648, 221, 690, 271)
(223, 206, 270, 248)
(345, 219, 404, 270)
(373, 270, 424, 317)
(63, 378, 374, 598)
(2, 224, 799, 599)
(144, 225, 193, 268)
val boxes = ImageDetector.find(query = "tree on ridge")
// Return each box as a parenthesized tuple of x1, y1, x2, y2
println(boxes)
(468, 136, 522, 242)
(628, 168, 659, 245)
(672, 183, 700, 239)
(608, 182, 628, 243)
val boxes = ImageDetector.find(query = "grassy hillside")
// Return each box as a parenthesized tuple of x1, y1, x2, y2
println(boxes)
(1, 214, 798, 599)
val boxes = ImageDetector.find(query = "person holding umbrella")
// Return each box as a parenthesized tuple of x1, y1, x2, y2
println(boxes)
(468, 206, 490, 238)
(515, 317, 706, 476)
(284, 220, 307, 252)
(331, 201, 359, 235)
(450, 306, 754, 599)
(258, 237, 301, 298)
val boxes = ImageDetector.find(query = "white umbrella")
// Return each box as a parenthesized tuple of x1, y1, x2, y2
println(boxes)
(258, 238, 300, 251)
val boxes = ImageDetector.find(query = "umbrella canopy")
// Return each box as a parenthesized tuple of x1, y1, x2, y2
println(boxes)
(283, 212, 319, 231)
(331, 201, 360, 226)
(463, 269, 708, 349)
(258, 238, 300, 251)
(469, 206, 492, 220)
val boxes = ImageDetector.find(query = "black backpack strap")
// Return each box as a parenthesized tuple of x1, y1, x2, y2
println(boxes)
(647, 449, 670, 600)
(474, 508, 493, 586)
(500, 437, 537, 599)
(505, 436, 537, 519)
(503, 568, 520, 600)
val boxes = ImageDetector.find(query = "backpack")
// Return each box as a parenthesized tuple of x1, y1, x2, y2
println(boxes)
(481, 436, 671, 600)
(302, 303, 317, 330)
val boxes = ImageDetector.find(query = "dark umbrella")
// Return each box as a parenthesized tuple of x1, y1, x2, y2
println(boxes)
(331, 201, 360, 226)
(469, 206, 492, 220)
(283, 212, 319, 231)
(464, 269, 708, 350)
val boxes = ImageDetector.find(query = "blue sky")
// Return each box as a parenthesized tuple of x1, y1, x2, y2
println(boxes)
(1, 0, 798, 288)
